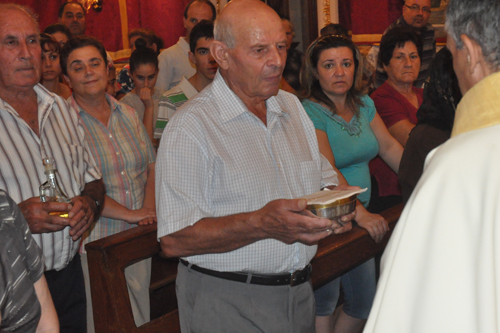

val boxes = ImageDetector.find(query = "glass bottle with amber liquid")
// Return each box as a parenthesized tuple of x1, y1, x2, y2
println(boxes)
(39, 157, 71, 218)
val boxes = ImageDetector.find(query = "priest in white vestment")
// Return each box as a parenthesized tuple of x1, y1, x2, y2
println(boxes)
(364, 1, 500, 332)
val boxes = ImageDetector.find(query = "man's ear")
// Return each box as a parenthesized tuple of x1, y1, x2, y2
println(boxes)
(461, 34, 482, 75)
(210, 40, 230, 70)
(188, 51, 196, 65)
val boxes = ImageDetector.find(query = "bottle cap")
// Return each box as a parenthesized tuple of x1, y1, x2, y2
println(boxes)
(42, 157, 55, 172)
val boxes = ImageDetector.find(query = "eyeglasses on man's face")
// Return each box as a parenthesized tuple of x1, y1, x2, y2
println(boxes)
(405, 4, 432, 14)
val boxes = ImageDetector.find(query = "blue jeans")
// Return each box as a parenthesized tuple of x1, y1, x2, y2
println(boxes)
(314, 258, 376, 319)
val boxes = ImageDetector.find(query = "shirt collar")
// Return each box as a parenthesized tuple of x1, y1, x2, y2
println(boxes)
(178, 77, 199, 98)
(451, 71, 500, 137)
(0, 84, 57, 128)
(70, 93, 122, 116)
(0, 84, 55, 113)
(211, 71, 289, 123)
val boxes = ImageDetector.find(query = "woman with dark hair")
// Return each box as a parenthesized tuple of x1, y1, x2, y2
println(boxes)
(60, 36, 156, 331)
(369, 26, 424, 213)
(372, 26, 423, 145)
(128, 28, 158, 53)
(120, 40, 162, 142)
(43, 23, 72, 47)
(301, 35, 403, 333)
(399, 47, 462, 203)
(117, 29, 163, 98)
(40, 33, 72, 99)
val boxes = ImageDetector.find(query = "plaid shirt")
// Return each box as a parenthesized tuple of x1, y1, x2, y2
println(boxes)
(156, 71, 338, 274)
(71, 95, 155, 252)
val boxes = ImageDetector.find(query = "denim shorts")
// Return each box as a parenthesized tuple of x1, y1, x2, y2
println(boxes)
(314, 258, 376, 319)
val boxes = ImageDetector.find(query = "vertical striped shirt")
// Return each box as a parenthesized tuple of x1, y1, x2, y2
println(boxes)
(156, 71, 338, 274)
(71, 95, 156, 252)
(0, 84, 101, 271)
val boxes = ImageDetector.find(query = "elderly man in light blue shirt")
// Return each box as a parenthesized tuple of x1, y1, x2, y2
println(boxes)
(156, 1, 356, 331)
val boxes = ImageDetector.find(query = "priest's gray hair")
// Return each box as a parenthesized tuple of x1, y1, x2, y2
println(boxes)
(214, 17, 236, 49)
(445, 0, 500, 70)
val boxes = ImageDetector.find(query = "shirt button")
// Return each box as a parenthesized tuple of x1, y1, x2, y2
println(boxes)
(121, 171, 125, 175)
(109, 134, 113, 138)
(126, 190, 129, 194)
(116, 152, 120, 155)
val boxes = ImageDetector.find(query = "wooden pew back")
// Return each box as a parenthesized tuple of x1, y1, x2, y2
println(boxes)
(86, 203, 403, 333)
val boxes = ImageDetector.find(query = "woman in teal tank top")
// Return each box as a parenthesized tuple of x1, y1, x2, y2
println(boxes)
(301, 35, 403, 333)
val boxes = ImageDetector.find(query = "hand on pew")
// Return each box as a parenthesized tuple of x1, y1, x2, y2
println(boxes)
(354, 205, 389, 243)
(125, 208, 157, 225)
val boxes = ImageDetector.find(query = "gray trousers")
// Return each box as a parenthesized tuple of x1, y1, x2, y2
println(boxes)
(176, 263, 316, 333)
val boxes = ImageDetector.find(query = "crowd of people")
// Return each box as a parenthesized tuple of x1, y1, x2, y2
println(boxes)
(1, 0, 499, 332)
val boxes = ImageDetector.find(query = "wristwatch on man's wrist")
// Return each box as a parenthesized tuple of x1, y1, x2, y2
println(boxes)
(83, 194, 101, 214)
(93, 198, 101, 212)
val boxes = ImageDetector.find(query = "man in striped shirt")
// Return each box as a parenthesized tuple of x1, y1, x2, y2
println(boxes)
(0, 5, 104, 332)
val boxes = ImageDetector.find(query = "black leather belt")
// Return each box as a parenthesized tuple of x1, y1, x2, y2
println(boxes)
(180, 259, 311, 287)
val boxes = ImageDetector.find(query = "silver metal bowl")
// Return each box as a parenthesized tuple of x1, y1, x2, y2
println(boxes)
(307, 194, 357, 228)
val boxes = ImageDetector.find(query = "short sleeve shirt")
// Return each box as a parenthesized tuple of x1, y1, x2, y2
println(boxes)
(156, 72, 338, 274)
(303, 96, 380, 206)
(370, 82, 423, 129)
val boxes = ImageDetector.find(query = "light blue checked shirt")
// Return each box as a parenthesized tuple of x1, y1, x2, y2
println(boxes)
(156, 72, 338, 274)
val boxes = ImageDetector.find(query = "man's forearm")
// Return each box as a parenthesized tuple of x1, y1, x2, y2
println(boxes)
(160, 198, 337, 258)
(160, 211, 262, 258)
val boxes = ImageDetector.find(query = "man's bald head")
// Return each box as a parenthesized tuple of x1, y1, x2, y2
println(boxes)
(214, 0, 281, 49)
(211, 0, 286, 105)
(0, 4, 39, 31)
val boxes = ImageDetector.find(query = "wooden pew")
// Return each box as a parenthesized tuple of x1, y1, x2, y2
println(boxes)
(86, 203, 403, 333)
(312, 203, 403, 289)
